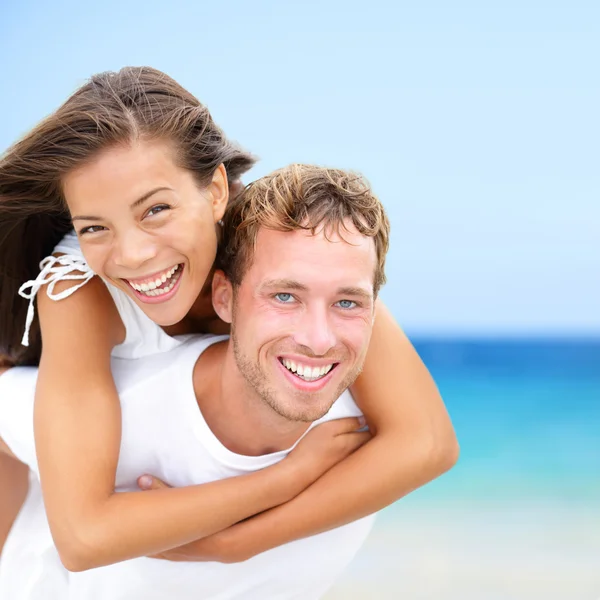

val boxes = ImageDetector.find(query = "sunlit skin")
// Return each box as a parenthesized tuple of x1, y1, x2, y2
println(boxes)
(62, 140, 229, 328)
(208, 224, 377, 451)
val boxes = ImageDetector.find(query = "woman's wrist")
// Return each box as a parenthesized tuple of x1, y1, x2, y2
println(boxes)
(276, 454, 315, 500)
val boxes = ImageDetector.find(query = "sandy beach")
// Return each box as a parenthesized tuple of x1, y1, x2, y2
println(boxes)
(325, 503, 600, 600)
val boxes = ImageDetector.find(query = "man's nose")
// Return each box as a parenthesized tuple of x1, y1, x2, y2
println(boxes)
(292, 305, 337, 356)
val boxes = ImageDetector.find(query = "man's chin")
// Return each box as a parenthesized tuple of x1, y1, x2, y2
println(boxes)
(270, 394, 335, 423)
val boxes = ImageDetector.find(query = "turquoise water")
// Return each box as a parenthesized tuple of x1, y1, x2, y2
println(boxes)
(391, 338, 600, 509)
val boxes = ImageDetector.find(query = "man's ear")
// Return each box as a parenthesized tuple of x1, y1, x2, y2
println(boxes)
(209, 164, 229, 223)
(212, 270, 233, 323)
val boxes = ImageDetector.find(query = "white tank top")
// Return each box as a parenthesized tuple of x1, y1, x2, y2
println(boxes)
(18, 230, 183, 358)
(0, 336, 373, 600)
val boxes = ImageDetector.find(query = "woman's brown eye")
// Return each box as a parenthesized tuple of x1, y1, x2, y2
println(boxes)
(146, 205, 170, 217)
(79, 225, 106, 235)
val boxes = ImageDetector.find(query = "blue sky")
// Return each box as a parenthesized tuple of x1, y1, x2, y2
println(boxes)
(1, 1, 597, 336)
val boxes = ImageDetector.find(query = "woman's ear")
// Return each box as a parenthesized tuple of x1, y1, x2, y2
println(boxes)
(209, 164, 229, 222)
(211, 270, 233, 323)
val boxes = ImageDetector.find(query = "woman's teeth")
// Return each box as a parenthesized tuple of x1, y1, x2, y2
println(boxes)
(281, 358, 334, 382)
(128, 265, 181, 297)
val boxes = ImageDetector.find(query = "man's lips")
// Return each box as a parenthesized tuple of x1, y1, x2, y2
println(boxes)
(277, 356, 340, 391)
(278, 357, 338, 381)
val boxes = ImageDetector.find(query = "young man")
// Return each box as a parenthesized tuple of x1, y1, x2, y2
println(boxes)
(0, 165, 454, 599)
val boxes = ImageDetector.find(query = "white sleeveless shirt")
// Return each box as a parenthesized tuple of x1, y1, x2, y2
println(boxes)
(0, 336, 373, 600)
(18, 230, 183, 358)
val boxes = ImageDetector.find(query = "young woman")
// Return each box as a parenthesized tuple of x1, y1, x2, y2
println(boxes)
(0, 67, 458, 572)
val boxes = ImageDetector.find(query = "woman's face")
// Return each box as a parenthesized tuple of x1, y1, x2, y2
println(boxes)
(62, 140, 228, 326)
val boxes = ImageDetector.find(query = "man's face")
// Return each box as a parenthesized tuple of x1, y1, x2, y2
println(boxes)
(226, 222, 377, 422)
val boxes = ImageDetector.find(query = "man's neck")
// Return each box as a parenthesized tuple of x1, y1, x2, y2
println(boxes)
(193, 341, 310, 456)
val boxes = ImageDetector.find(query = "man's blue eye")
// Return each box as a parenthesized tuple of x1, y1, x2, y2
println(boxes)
(275, 293, 294, 303)
(337, 300, 356, 309)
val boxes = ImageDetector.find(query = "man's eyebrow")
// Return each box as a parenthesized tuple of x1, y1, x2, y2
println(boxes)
(259, 279, 309, 291)
(71, 186, 174, 222)
(336, 286, 373, 300)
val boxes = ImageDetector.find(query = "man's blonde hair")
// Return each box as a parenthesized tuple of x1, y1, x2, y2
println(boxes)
(218, 164, 390, 294)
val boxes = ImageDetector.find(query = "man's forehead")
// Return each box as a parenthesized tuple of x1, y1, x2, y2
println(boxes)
(247, 224, 377, 290)
(254, 222, 373, 251)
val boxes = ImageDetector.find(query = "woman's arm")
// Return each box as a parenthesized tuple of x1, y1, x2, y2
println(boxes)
(150, 301, 459, 563)
(35, 282, 364, 571)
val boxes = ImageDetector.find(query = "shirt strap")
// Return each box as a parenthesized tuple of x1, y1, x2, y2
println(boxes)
(18, 254, 95, 347)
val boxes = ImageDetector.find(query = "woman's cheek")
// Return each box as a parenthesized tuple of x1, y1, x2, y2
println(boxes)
(80, 247, 106, 276)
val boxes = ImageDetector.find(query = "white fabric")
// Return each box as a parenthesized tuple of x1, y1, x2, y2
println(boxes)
(0, 476, 67, 600)
(52, 229, 83, 256)
(0, 336, 373, 599)
(0, 368, 66, 600)
(104, 286, 185, 359)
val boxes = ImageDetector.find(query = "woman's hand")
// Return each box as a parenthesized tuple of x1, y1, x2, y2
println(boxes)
(284, 417, 371, 489)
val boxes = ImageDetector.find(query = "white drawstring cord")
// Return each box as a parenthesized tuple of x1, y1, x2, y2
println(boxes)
(18, 254, 95, 346)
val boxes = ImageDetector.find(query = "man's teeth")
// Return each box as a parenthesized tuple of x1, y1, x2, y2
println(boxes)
(129, 265, 181, 296)
(281, 359, 334, 381)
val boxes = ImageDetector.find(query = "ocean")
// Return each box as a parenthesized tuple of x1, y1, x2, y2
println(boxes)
(325, 339, 600, 600)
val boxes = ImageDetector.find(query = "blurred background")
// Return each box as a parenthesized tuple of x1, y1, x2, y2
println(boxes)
(1, 1, 598, 598)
